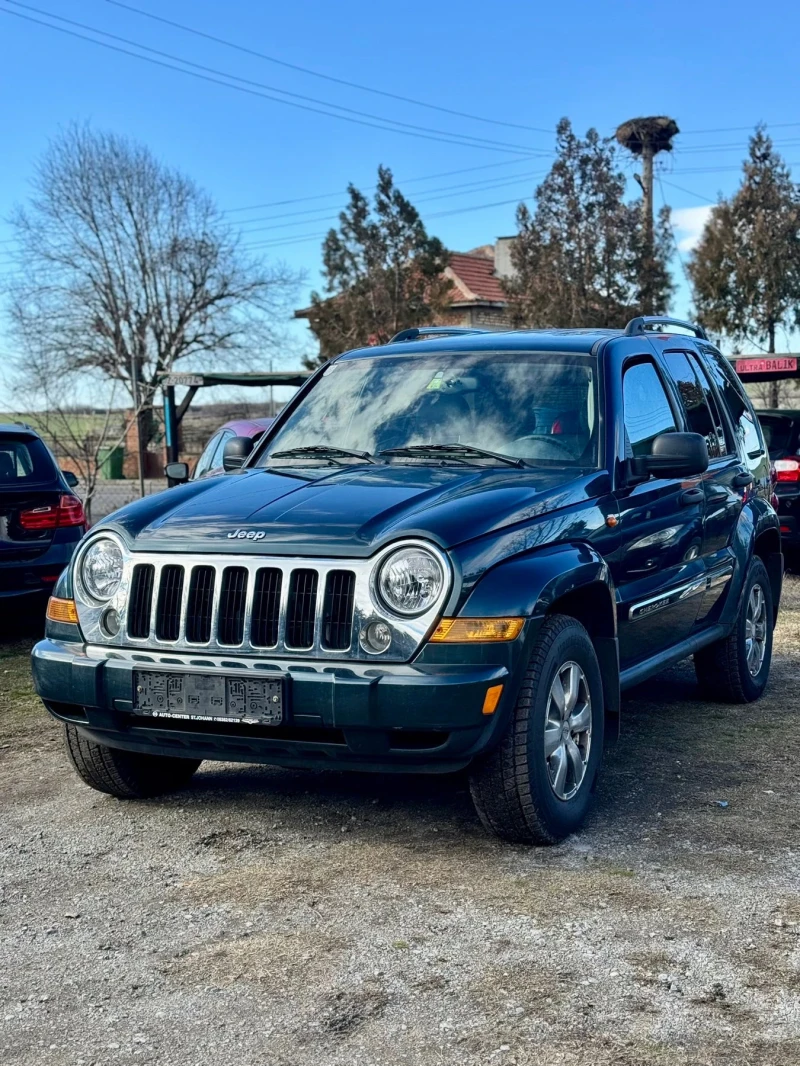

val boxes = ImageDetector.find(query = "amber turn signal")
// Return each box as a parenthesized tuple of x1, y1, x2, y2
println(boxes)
(46, 597, 79, 624)
(430, 617, 525, 643)
(482, 684, 504, 715)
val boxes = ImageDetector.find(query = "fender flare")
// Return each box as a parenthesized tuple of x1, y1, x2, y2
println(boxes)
(459, 543, 621, 735)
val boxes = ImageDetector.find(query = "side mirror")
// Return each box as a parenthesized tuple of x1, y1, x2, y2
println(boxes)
(223, 435, 255, 471)
(165, 461, 190, 485)
(629, 432, 709, 481)
(62, 470, 79, 488)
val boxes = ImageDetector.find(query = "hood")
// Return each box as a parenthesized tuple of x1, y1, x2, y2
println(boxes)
(106, 464, 607, 557)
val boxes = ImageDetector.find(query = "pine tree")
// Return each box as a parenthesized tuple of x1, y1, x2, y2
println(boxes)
(504, 119, 673, 327)
(689, 127, 800, 407)
(303, 167, 452, 365)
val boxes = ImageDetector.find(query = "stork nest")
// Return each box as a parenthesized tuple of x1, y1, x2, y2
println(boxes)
(615, 116, 679, 155)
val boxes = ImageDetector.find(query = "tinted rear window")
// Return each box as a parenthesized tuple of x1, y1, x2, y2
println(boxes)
(0, 435, 58, 484)
(757, 415, 799, 458)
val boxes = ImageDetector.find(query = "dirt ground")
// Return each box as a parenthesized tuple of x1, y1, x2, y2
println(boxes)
(2, 579, 800, 1066)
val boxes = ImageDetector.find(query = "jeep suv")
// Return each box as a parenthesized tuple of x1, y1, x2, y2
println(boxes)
(31, 318, 782, 844)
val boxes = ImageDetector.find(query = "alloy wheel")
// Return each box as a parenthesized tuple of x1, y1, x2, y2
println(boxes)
(544, 660, 592, 801)
(745, 583, 768, 677)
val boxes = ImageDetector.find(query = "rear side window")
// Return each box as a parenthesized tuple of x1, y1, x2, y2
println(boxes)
(662, 352, 729, 459)
(701, 352, 765, 460)
(0, 436, 57, 483)
(622, 361, 677, 458)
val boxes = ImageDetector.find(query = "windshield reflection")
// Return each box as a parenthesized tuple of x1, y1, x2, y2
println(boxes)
(259, 352, 599, 468)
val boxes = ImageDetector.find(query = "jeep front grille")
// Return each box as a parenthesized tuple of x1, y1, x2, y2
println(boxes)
(124, 559, 357, 656)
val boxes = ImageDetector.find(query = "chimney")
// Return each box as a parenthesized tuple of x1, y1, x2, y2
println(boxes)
(494, 237, 516, 280)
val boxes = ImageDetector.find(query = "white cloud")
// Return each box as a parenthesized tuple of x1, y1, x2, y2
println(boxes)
(671, 205, 714, 253)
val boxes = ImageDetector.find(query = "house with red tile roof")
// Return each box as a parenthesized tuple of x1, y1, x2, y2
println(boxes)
(294, 238, 516, 334)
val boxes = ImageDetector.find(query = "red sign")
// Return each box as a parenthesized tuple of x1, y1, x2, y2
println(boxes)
(735, 356, 798, 375)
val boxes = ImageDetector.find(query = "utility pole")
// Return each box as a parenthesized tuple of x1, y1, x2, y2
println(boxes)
(615, 116, 679, 315)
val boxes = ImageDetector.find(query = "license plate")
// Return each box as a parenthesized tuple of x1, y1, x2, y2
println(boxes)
(132, 671, 284, 725)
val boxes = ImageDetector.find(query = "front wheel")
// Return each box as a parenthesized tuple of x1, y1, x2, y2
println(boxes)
(469, 615, 604, 845)
(694, 557, 774, 703)
(64, 724, 201, 798)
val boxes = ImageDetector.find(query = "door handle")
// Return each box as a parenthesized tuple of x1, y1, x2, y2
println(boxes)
(733, 471, 754, 488)
(680, 487, 704, 506)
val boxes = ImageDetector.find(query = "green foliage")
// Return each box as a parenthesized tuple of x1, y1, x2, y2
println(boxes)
(303, 166, 453, 366)
(689, 126, 800, 360)
(503, 119, 673, 328)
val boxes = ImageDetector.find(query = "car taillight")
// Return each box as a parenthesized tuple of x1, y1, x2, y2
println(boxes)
(19, 495, 86, 530)
(774, 458, 800, 483)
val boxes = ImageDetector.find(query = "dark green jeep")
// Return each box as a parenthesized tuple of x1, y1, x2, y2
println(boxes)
(31, 318, 782, 843)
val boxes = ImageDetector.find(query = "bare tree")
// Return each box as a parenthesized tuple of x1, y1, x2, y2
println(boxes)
(6, 125, 300, 459)
(11, 359, 148, 525)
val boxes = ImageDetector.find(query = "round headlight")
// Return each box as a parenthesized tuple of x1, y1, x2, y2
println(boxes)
(377, 546, 444, 616)
(81, 538, 124, 602)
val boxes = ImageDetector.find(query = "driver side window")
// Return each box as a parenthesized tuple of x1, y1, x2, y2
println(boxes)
(622, 361, 677, 458)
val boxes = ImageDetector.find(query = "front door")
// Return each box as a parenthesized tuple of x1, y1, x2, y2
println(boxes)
(610, 358, 707, 668)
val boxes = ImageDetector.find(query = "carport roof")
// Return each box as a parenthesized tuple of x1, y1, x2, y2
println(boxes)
(162, 370, 312, 389)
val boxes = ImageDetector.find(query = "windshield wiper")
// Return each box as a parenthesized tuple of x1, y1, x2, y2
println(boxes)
(269, 445, 376, 464)
(379, 444, 525, 468)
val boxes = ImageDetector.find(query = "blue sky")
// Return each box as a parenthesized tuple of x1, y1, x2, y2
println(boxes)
(1, 0, 799, 407)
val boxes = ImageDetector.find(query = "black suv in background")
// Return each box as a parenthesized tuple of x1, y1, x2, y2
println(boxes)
(756, 409, 800, 568)
(0, 425, 85, 605)
(32, 319, 781, 844)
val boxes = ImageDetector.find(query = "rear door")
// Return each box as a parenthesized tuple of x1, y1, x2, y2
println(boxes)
(611, 357, 707, 668)
(0, 434, 63, 561)
(698, 351, 771, 617)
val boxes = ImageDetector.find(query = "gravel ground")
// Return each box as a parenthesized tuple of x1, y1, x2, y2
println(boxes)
(2, 578, 800, 1066)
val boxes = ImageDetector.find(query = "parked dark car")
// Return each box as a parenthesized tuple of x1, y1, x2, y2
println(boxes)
(0, 424, 85, 605)
(32, 319, 782, 844)
(756, 408, 800, 568)
(165, 418, 273, 484)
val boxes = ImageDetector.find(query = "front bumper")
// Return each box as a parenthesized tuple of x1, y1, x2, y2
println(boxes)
(31, 638, 519, 773)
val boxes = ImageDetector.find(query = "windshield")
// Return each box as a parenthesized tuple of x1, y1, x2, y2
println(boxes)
(259, 351, 599, 468)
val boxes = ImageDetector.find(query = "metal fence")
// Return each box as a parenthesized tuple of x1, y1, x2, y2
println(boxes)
(80, 479, 168, 525)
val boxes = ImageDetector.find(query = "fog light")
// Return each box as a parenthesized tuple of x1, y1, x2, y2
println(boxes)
(360, 619, 392, 654)
(101, 607, 120, 637)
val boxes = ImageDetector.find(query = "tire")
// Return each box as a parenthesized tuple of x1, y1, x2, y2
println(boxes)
(64, 723, 201, 799)
(468, 615, 605, 845)
(694, 557, 774, 703)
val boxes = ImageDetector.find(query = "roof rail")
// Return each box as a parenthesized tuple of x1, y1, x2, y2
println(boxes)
(388, 326, 490, 344)
(624, 316, 708, 341)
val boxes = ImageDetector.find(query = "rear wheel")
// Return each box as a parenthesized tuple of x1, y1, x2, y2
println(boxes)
(694, 557, 774, 703)
(468, 615, 604, 845)
(64, 723, 201, 798)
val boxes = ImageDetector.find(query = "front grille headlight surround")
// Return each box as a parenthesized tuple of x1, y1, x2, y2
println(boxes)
(74, 531, 129, 608)
(371, 541, 451, 620)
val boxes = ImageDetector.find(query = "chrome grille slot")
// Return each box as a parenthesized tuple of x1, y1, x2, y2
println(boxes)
(322, 570, 356, 650)
(286, 569, 318, 649)
(155, 565, 184, 642)
(218, 567, 248, 646)
(250, 568, 282, 648)
(128, 564, 155, 639)
(185, 566, 215, 644)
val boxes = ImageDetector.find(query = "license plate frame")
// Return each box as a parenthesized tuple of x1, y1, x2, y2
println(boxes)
(132, 670, 285, 726)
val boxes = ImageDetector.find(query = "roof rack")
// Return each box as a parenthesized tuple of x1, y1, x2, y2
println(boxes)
(624, 316, 708, 341)
(388, 326, 490, 344)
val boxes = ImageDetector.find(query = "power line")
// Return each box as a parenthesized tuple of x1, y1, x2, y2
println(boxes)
(680, 121, 800, 135)
(101, 0, 555, 136)
(1, 2, 545, 156)
(234, 171, 547, 234)
(659, 179, 718, 205)
(224, 156, 542, 214)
